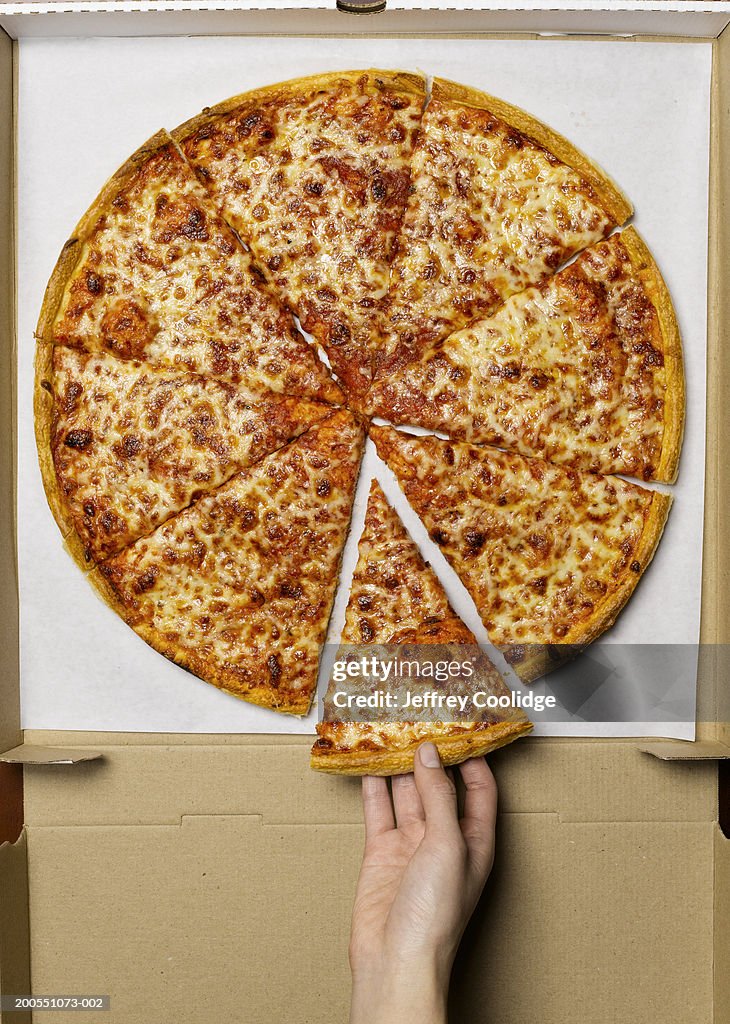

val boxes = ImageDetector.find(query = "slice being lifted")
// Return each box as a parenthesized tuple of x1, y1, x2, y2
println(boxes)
(175, 71, 425, 398)
(376, 78, 632, 376)
(311, 480, 532, 775)
(36, 346, 329, 564)
(371, 426, 671, 683)
(39, 132, 340, 404)
(95, 411, 364, 714)
(369, 228, 684, 483)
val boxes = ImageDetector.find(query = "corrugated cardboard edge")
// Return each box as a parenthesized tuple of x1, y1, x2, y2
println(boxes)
(712, 26, 730, 751)
(715, 825, 730, 1022)
(0, 29, 20, 775)
(0, 27, 27, 1024)
(0, 833, 30, 1024)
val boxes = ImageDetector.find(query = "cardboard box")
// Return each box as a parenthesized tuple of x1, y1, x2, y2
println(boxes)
(0, 4, 729, 1022)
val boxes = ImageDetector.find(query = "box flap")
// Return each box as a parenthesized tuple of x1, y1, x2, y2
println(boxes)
(0, 4, 729, 42)
(0, 744, 102, 766)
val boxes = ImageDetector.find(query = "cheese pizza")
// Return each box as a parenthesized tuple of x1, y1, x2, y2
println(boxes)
(36, 345, 329, 564)
(368, 228, 684, 482)
(34, 70, 683, 733)
(38, 131, 340, 404)
(311, 481, 532, 774)
(376, 78, 632, 377)
(94, 411, 364, 715)
(175, 71, 425, 398)
(371, 425, 671, 683)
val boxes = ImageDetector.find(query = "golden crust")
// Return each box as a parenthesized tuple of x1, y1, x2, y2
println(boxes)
(88, 562, 314, 716)
(310, 718, 533, 776)
(171, 69, 426, 146)
(510, 489, 672, 683)
(33, 343, 94, 572)
(619, 226, 685, 484)
(35, 129, 172, 343)
(431, 77, 632, 227)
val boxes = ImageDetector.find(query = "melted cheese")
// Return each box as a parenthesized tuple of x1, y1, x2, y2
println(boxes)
(50, 140, 339, 404)
(372, 426, 656, 647)
(370, 232, 666, 480)
(341, 480, 454, 644)
(52, 348, 328, 561)
(100, 411, 364, 713)
(178, 73, 424, 395)
(315, 480, 529, 756)
(378, 98, 619, 371)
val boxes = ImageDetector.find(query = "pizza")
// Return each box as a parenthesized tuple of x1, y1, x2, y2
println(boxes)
(38, 131, 340, 404)
(93, 411, 364, 715)
(375, 78, 633, 377)
(368, 228, 684, 482)
(36, 345, 329, 564)
(34, 71, 683, 744)
(175, 71, 425, 398)
(371, 425, 672, 682)
(311, 480, 532, 774)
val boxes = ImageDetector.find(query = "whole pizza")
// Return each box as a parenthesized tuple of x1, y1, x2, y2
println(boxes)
(33, 70, 684, 773)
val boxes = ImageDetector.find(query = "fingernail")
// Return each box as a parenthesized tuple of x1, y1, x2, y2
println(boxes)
(419, 742, 441, 768)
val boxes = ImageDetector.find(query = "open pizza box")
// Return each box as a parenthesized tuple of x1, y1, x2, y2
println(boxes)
(0, 1, 728, 1021)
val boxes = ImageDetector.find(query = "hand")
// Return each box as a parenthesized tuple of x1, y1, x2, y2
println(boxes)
(349, 742, 498, 1024)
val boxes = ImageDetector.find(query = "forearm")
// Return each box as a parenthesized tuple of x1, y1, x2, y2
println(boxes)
(350, 958, 450, 1024)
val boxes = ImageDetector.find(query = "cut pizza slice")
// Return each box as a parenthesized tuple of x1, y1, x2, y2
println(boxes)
(38, 131, 340, 404)
(311, 480, 532, 775)
(368, 228, 684, 483)
(376, 79, 632, 376)
(174, 70, 425, 398)
(93, 410, 364, 715)
(371, 426, 671, 683)
(35, 345, 331, 565)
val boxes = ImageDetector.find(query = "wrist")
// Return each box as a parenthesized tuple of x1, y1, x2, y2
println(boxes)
(350, 955, 451, 1024)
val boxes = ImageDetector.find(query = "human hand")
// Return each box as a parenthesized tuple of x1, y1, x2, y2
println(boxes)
(349, 742, 498, 1024)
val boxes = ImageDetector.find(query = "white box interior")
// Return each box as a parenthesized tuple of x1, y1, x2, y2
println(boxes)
(15, 35, 711, 736)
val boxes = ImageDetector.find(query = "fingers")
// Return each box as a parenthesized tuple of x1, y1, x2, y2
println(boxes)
(413, 742, 459, 834)
(459, 757, 498, 875)
(362, 775, 394, 839)
(391, 772, 425, 828)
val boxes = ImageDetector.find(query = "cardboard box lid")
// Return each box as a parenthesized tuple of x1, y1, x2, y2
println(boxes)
(0, 9, 729, 1024)
(1, 0, 730, 40)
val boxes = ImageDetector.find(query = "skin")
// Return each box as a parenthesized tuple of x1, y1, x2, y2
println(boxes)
(349, 742, 498, 1024)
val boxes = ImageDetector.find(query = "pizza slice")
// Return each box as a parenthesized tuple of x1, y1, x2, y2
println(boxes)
(311, 480, 532, 775)
(371, 426, 671, 682)
(38, 131, 341, 404)
(93, 410, 364, 715)
(174, 70, 425, 398)
(368, 228, 684, 483)
(375, 79, 632, 376)
(35, 345, 331, 565)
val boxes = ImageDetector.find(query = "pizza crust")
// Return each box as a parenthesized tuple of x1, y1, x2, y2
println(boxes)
(171, 69, 426, 147)
(35, 129, 173, 344)
(87, 564, 314, 716)
(33, 343, 95, 572)
(311, 717, 533, 776)
(619, 226, 685, 485)
(431, 77, 632, 229)
(510, 490, 672, 683)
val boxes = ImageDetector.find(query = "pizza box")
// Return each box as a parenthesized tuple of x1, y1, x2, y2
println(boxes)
(0, 2, 728, 1022)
